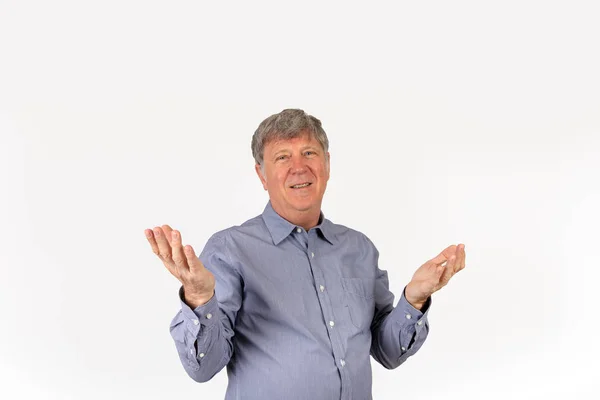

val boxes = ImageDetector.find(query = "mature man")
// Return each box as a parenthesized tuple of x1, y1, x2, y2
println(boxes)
(145, 109, 466, 400)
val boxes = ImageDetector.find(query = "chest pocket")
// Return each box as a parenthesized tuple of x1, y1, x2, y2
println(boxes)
(341, 277, 376, 331)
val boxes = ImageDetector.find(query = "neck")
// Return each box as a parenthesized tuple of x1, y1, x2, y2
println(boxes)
(271, 202, 321, 231)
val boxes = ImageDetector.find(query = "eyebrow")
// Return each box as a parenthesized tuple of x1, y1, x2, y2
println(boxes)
(300, 145, 319, 152)
(272, 149, 290, 158)
(272, 145, 318, 157)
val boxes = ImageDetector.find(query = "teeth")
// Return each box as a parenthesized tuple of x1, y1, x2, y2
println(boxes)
(292, 183, 310, 188)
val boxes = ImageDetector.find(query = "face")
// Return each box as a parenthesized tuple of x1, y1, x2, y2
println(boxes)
(255, 133, 330, 223)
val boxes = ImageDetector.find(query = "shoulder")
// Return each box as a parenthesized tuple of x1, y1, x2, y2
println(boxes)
(203, 213, 269, 250)
(324, 218, 377, 249)
(199, 213, 267, 267)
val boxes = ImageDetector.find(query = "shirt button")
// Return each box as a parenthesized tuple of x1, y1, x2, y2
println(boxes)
(417, 320, 422, 325)
(405, 314, 412, 320)
(206, 313, 212, 319)
(199, 353, 205, 358)
(311, 252, 315, 258)
(190, 349, 194, 354)
(340, 359, 346, 367)
(401, 347, 406, 351)
(319, 285, 325, 292)
(296, 228, 302, 233)
(192, 319, 199, 325)
(329, 320, 335, 327)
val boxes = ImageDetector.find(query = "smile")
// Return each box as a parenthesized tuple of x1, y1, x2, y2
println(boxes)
(290, 182, 312, 189)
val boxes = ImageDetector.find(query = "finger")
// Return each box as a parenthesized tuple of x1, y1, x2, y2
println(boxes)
(170, 230, 190, 274)
(146, 228, 179, 277)
(458, 244, 466, 272)
(454, 244, 465, 273)
(161, 224, 174, 245)
(153, 226, 172, 260)
(430, 244, 457, 266)
(145, 229, 160, 256)
(439, 255, 457, 285)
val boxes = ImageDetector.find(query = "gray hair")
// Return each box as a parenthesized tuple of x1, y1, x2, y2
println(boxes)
(251, 109, 330, 166)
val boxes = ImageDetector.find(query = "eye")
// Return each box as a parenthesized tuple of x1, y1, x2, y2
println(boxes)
(276, 155, 288, 161)
(304, 151, 315, 156)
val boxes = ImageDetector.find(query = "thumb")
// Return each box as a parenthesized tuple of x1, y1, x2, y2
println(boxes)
(183, 245, 203, 271)
(430, 244, 457, 265)
(435, 263, 445, 279)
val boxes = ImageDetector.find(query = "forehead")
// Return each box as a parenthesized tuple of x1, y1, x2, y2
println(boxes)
(265, 133, 320, 153)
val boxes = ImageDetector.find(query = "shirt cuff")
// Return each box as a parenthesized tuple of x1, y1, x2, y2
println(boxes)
(178, 286, 220, 335)
(395, 286, 432, 326)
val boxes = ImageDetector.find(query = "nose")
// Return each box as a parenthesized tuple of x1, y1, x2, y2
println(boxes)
(290, 155, 308, 174)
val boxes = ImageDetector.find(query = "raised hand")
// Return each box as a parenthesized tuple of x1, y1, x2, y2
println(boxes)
(405, 244, 466, 309)
(145, 225, 215, 308)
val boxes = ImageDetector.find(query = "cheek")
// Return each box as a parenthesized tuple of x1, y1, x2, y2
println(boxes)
(316, 166, 329, 181)
(269, 171, 287, 188)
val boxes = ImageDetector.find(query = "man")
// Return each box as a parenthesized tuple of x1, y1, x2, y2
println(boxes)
(144, 109, 466, 399)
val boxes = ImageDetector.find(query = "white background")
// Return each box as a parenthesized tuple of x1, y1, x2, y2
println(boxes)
(1, 1, 599, 399)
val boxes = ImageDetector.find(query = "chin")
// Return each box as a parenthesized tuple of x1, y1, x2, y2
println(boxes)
(289, 200, 318, 212)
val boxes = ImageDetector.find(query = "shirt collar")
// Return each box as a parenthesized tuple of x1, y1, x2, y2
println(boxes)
(261, 201, 337, 246)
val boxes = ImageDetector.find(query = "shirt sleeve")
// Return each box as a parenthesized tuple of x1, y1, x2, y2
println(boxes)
(367, 237, 432, 369)
(169, 232, 243, 382)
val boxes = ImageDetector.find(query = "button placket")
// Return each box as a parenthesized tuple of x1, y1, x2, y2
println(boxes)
(307, 234, 347, 386)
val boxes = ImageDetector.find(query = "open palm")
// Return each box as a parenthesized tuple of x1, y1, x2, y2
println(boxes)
(405, 244, 466, 307)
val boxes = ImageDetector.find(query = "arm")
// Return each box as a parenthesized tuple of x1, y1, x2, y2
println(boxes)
(369, 239, 466, 369)
(369, 256, 432, 369)
(169, 233, 243, 382)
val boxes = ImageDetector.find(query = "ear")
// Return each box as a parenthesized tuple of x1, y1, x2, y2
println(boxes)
(255, 164, 268, 191)
(325, 151, 331, 179)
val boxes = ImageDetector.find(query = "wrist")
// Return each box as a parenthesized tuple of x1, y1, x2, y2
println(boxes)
(405, 282, 427, 310)
(184, 288, 215, 309)
(408, 299, 425, 311)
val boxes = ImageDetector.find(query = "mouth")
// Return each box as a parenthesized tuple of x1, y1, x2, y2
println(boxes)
(289, 182, 312, 189)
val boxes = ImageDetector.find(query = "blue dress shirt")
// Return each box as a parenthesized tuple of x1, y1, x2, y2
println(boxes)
(170, 201, 431, 400)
